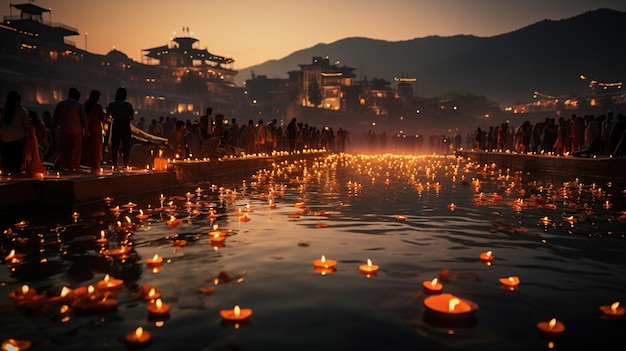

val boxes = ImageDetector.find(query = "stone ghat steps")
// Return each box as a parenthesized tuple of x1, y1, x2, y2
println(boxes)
(0, 152, 326, 211)
(456, 151, 626, 185)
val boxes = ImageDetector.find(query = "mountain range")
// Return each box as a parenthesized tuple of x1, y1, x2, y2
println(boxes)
(236, 8, 626, 107)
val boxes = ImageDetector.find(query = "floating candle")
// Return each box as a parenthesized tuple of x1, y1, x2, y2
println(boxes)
(147, 298, 170, 316)
(135, 209, 149, 220)
(395, 215, 408, 221)
(48, 286, 74, 304)
(8, 285, 37, 302)
(359, 259, 379, 274)
(540, 216, 552, 225)
(312, 255, 337, 269)
(423, 278, 443, 295)
(423, 293, 479, 319)
(96, 274, 123, 291)
(220, 305, 253, 321)
(102, 246, 132, 257)
(599, 301, 625, 317)
(146, 254, 163, 267)
(499, 276, 520, 289)
(138, 285, 162, 301)
(210, 232, 226, 243)
(1, 338, 31, 351)
(122, 202, 137, 209)
(479, 250, 494, 263)
(96, 230, 108, 244)
(125, 327, 152, 349)
(537, 318, 565, 337)
(165, 216, 182, 227)
(103, 196, 114, 204)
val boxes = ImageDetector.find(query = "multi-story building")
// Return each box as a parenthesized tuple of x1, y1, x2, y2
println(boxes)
(0, 2, 240, 119)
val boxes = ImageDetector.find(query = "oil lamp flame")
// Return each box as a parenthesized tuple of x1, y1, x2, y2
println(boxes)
(448, 298, 460, 312)
(234, 305, 241, 316)
(611, 302, 620, 313)
(549, 318, 557, 330)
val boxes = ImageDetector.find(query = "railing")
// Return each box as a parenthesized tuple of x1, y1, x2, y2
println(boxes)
(3, 15, 78, 33)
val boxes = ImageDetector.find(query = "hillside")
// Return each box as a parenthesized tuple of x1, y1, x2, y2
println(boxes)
(236, 8, 626, 106)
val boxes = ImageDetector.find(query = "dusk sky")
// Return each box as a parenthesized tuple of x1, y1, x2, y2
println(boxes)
(7, 0, 626, 69)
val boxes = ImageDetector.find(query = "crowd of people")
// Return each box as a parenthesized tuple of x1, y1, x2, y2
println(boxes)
(0, 87, 140, 176)
(133, 109, 352, 161)
(0, 88, 353, 177)
(471, 113, 626, 157)
(4, 86, 624, 178)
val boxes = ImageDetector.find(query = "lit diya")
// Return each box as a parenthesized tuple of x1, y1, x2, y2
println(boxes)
(312, 255, 337, 269)
(479, 250, 494, 263)
(395, 215, 408, 221)
(359, 259, 379, 274)
(208, 224, 232, 237)
(48, 286, 74, 304)
(210, 232, 226, 243)
(423, 278, 443, 295)
(1, 338, 31, 351)
(220, 304, 253, 321)
(4, 249, 24, 264)
(599, 301, 625, 318)
(539, 216, 552, 225)
(537, 318, 565, 337)
(96, 230, 108, 244)
(499, 276, 520, 290)
(102, 246, 132, 258)
(165, 215, 182, 227)
(13, 220, 29, 230)
(423, 293, 479, 319)
(125, 327, 152, 349)
(109, 206, 123, 215)
(122, 201, 138, 209)
(146, 254, 163, 267)
(103, 196, 114, 204)
(138, 284, 162, 301)
(8, 285, 38, 302)
(146, 298, 170, 317)
(96, 274, 124, 291)
(135, 209, 149, 220)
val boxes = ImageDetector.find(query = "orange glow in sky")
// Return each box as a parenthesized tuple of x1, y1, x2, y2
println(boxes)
(14, 0, 626, 69)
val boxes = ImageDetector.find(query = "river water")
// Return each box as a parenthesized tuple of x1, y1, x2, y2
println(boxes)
(1, 154, 625, 351)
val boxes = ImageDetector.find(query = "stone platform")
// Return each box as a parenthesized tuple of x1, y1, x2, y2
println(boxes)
(0, 152, 326, 211)
(456, 150, 626, 185)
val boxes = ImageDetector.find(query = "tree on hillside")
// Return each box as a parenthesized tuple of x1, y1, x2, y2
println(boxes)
(308, 81, 322, 107)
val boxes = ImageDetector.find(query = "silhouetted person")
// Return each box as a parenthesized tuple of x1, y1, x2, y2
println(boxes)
(287, 118, 297, 154)
(82, 90, 106, 172)
(0, 91, 30, 175)
(106, 87, 134, 169)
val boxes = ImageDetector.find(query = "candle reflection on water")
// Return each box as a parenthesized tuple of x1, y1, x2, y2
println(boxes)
(1, 154, 625, 350)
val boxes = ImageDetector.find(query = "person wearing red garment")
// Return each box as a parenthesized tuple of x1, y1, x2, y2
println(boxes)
(53, 87, 88, 173)
(81, 90, 106, 172)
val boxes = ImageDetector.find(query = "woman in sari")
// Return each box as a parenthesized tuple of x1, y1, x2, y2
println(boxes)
(82, 90, 106, 172)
